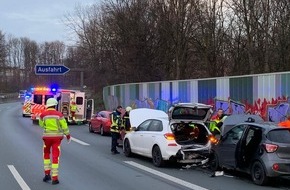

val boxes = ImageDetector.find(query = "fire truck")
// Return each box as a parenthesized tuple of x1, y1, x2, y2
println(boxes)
(30, 86, 94, 125)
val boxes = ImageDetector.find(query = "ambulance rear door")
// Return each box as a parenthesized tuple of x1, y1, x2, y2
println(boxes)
(59, 92, 70, 119)
(74, 91, 86, 121)
(85, 99, 94, 122)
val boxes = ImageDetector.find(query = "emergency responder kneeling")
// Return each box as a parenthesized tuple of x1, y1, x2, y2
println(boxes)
(110, 105, 123, 154)
(39, 98, 71, 185)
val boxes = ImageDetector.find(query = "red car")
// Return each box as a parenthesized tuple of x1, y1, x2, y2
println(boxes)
(89, 111, 112, 136)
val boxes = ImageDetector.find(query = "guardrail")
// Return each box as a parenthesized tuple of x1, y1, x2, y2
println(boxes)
(0, 93, 19, 103)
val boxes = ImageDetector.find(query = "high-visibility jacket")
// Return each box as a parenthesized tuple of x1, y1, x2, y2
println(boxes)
(209, 121, 221, 133)
(278, 120, 290, 128)
(110, 110, 122, 133)
(39, 108, 69, 137)
(70, 104, 77, 112)
(209, 115, 227, 134)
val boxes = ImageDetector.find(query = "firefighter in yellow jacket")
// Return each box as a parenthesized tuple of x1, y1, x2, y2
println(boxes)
(110, 105, 123, 154)
(39, 98, 71, 185)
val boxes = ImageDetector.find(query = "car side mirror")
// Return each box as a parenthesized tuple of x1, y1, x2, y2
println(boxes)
(131, 127, 137, 131)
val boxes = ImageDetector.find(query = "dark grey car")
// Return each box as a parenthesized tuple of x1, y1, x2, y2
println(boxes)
(210, 114, 290, 185)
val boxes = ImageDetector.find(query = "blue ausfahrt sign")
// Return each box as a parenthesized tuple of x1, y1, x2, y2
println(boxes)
(35, 65, 70, 75)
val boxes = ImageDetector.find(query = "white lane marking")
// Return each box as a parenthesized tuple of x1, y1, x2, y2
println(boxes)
(125, 161, 209, 190)
(71, 137, 90, 145)
(7, 165, 31, 190)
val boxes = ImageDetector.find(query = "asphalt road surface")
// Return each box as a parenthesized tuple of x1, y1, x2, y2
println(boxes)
(0, 102, 289, 190)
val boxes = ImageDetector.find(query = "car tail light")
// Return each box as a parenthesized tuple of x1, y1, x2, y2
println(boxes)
(263, 143, 278, 153)
(164, 133, 175, 140)
(208, 135, 218, 144)
(272, 163, 279, 171)
(106, 120, 111, 126)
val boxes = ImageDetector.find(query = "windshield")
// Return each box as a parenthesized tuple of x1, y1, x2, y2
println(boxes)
(171, 107, 208, 120)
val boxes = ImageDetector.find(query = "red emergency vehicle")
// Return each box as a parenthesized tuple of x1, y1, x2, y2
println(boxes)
(30, 86, 94, 124)
(30, 87, 56, 124)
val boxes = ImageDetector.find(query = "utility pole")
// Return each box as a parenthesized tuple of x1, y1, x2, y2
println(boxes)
(69, 68, 89, 91)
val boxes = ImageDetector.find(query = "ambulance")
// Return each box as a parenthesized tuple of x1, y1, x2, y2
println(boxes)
(57, 89, 94, 124)
(30, 86, 94, 125)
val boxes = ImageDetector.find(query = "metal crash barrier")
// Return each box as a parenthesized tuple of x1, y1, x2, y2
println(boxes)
(0, 93, 19, 103)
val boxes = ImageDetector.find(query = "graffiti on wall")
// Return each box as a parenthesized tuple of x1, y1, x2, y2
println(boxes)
(106, 94, 289, 122)
(213, 96, 289, 122)
(214, 98, 246, 115)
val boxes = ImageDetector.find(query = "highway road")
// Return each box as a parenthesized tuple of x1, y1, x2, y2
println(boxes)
(0, 102, 289, 190)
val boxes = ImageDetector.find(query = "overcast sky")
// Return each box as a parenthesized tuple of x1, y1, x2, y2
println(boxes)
(0, 0, 100, 44)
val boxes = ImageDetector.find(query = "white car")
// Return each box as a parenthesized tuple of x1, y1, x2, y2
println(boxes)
(123, 103, 216, 167)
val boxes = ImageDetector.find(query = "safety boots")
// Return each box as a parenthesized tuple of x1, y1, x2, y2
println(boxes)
(52, 179, 59, 185)
(43, 174, 51, 182)
(43, 174, 59, 185)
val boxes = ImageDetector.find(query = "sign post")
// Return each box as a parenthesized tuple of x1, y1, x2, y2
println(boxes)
(35, 65, 70, 75)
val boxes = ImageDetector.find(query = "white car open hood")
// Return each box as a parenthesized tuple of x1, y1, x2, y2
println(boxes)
(129, 108, 168, 127)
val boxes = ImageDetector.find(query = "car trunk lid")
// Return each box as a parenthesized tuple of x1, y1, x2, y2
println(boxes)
(168, 103, 213, 123)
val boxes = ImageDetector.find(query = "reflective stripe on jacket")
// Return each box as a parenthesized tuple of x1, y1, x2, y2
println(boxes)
(110, 111, 122, 133)
(39, 108, 69, 137)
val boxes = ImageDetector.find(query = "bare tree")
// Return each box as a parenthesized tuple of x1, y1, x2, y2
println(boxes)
(0, 30, 7, 91)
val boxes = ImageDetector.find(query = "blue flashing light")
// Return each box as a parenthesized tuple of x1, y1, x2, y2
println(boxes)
(50, 83, 59, 93)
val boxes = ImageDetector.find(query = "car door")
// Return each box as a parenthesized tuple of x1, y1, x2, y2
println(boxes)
(142, 119, 163, 156)
(218, 124, 247, 168)
(90, 114, 98, 130)
(130, 120, 152, 154)
(93, 112, 103, 131)
(236, 125, 263, 168)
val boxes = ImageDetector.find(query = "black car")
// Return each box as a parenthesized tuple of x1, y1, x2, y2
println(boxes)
(209, 114, 290, 185)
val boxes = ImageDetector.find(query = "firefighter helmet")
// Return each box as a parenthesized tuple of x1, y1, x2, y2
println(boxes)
(125, 106, 132, 112)
(46, 98, 58, 108)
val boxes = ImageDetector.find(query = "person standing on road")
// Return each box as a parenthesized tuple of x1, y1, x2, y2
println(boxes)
(110, 105, 123, 154)
(39, 98, 71, 185)
(70, 101, 78, 121)
(120, 106, 132, 140)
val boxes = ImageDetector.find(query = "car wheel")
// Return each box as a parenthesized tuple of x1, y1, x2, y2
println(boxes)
(89, 123, 94, 133)
(209, 151, 221, 171)
(152, 146, 164, 167)
(100, 126, 104, 136)
(124, 139, 132, 157)
(251, 161, 269, 185)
